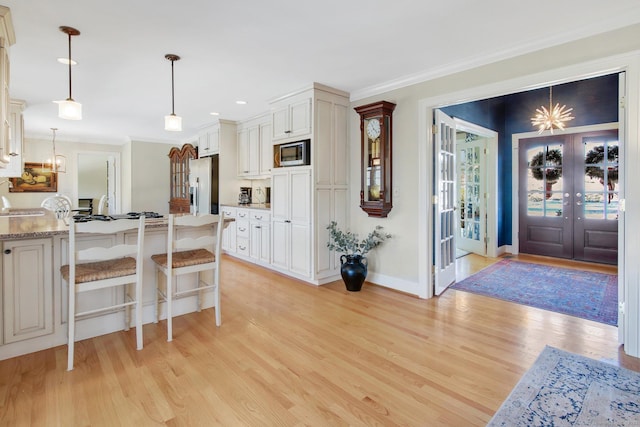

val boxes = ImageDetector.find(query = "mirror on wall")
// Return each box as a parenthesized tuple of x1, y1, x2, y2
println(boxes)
(77, 152, 118, 214)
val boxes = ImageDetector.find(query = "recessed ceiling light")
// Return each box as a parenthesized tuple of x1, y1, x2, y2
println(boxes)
(57, 57, 77, 65)
(235, 100, 247, 105)
(210, 112, 220, 116)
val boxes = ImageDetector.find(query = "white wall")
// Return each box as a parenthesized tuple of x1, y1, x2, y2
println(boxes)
(129, 140, 173, 215)
(1, 137, 120, 209)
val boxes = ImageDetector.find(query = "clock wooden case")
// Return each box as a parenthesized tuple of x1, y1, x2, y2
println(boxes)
(354, 101, 396, 217)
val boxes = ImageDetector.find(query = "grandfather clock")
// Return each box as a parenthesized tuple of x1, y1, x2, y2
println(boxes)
(354, 101, 395, 217)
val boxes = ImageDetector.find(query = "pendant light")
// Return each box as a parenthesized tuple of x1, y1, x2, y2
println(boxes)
(55, 26, 82, 120)
(46, 128, 66, 173)
(164, 54, 182, 131)
(531, 86, 574, 134)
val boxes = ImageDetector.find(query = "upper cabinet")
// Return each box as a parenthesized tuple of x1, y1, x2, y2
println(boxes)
(196, 119, 236, 157)
(271, 94, 312, 142)
(237, 114, 271, 179)
(0, 6, 15, 169)
(0, 99, 24, 178)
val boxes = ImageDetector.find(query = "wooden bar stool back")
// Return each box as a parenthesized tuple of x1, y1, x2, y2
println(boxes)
(61, 216, 146, 371)
(151, 213, 224, 342)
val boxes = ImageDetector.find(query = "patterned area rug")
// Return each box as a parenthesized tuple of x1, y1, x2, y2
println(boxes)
(488, 346, 640, 426)
(450, 259, 617, 326)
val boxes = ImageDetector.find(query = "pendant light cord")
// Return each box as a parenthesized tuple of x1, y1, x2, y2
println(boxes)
(67, 32, 72, 101)
(170, 58, 175, 115)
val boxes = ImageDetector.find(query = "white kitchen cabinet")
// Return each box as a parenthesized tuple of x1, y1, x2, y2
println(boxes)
(237, 125, 259, 177)
(237, 115, 271, 179)
(220, 205, 237, 253)
(271, 167, 311, 277)
(235, 208, 250, 256)
(269, 83, 349, 284)
(0, 99, 24, 177)
(2, 238, 53, 344)
(198, 125, 220, 156)
(0, 7, 15, 169)
(259, 122, 272, 176)
(249, 210, 270, 264)
(271, 96, 312, 142)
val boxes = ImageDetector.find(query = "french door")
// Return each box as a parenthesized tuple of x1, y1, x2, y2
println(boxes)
(457, 136, 486, 256)
(519, 129, 619, 264)
(434, 110, 456, 295)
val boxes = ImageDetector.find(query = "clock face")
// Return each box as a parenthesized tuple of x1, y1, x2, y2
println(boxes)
(366, 118, 381, 139)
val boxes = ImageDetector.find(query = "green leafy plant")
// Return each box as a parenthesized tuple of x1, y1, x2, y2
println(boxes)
(327, 221, 391, 256)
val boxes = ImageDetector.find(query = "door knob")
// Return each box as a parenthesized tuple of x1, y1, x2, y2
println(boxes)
(576, 192, 582, 197)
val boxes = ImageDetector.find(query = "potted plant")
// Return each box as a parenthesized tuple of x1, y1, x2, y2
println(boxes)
(327, 221, 391, 292)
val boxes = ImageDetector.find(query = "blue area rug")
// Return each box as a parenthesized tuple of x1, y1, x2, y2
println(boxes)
(488, 346, 640, 426)
(450, 259, 617, 326)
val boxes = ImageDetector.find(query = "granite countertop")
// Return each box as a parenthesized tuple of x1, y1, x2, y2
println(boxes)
(221, 203, 271, 211)
(0, 211, 233, 240)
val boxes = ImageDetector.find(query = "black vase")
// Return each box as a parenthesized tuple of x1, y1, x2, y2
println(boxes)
(340, 254, 368, 292)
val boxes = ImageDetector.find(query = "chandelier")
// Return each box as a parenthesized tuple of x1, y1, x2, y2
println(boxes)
(531, 86, 574, 134)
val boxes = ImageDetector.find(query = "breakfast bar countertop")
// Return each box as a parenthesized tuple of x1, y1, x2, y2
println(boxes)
(0, 211, 234, 240)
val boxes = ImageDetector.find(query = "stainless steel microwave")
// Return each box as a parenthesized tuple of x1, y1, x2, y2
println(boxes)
(279, 140, 310, 166)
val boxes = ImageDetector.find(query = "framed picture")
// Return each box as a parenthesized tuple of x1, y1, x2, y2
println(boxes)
(9, 162, 58, 192)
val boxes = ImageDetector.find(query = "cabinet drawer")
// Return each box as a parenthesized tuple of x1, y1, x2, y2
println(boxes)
(236, 220, 250, 238)
(236, 209, 250, 220)
(236, 237, 250, 256)
(221, 206, 237, 218)
(250, 210, 270, 222)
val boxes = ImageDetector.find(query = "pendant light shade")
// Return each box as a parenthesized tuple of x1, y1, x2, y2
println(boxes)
(56, 26, 81, 120)
(164, 54, 182, 132)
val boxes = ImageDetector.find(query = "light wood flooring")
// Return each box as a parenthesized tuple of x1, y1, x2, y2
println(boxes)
(0, 254, 637, 426)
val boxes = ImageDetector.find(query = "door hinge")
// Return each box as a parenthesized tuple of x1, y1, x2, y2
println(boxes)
(619, 199, 626, 212)
(432, 124, 439, 135)
(619, 96, 626, 109)
(484, 148, 487, 154)
(619, 301, 625, 315)
(432, 195, 438, 205)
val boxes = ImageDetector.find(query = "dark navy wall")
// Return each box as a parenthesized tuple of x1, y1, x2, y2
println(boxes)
(441, 73, 619, 247)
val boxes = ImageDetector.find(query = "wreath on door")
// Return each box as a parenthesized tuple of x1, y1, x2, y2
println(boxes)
(585, 145, 618, 184)
(530, 148, 562, 199)
(530, 148, 563, 182)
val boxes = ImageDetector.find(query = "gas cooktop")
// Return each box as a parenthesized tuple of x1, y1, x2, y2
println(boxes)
(72, 211, 163, 222)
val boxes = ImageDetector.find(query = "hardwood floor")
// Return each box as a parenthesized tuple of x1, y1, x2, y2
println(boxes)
(1, 254, 637, 426)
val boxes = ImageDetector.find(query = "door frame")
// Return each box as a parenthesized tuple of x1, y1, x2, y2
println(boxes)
(454, 118, 499, 258)
(418, 52, 639, 356)
(511, 122, 619, 255)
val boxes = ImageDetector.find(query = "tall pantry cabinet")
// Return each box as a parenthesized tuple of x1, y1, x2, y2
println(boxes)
(269, 83, 349, 284)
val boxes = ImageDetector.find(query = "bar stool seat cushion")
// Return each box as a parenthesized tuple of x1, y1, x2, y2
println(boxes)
(61, 257, 137, 284)
(151, 248, 215, 269)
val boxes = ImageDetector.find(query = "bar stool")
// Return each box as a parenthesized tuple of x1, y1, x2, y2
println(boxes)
(151, 213, 224, 341)
(60, 216, 145, 371)
(41, 195, 72, 218)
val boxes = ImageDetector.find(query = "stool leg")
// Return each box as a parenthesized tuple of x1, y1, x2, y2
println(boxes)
(124, 283, 131, 331)
(153, 269, 159, 324)
(67, 281, 76, 371)
(167, 273, 173, 342)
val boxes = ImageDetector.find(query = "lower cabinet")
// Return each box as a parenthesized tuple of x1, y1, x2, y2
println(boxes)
(2, 238, 53, 344)
(249, 210, 270, 264)
(220, 206, 237, 253)
(220, 205, 271, 267)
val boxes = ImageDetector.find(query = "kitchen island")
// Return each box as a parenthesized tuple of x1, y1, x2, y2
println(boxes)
(0, 211, 230, 361)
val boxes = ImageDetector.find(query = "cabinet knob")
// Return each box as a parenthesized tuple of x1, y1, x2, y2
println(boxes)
(3, 249, 11, 254)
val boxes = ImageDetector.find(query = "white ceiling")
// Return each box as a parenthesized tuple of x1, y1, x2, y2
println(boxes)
(4, 0, 640, 144)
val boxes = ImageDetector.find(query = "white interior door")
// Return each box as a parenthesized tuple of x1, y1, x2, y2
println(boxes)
(434, 109, 457, 295)
(456, 135, 487, 256)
